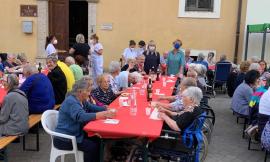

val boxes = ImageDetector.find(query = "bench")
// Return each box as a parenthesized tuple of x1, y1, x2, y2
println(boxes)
(0, 105, 61, 161)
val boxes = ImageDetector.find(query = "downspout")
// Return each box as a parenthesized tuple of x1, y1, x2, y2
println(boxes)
(233, 0, 243, 64)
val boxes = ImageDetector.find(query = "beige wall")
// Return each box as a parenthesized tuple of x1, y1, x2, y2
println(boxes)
(96, 0, 244, 67)
(0, 0, 37, 63)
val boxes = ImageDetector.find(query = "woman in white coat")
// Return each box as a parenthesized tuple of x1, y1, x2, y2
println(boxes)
(90, 34, 103, 86)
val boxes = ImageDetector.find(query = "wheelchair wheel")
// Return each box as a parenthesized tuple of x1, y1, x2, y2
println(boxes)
(203, 119, 214, 143)
(199, 133, 209, 162)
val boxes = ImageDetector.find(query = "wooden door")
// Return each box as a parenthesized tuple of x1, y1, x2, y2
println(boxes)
(49, 0, 69, 52)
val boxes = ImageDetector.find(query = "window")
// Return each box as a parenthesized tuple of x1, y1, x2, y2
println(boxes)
(179, 0, 221, 18)
(185, 0, 214, 12)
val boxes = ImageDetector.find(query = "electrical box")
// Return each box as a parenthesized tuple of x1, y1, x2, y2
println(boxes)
(22, 21, 33, 34)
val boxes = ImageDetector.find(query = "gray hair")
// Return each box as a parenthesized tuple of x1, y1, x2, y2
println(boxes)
(109, 61, 121, 74)
(181, 77, 197, 88)
(194, 64, 207, 77)
(7, 53, 15, 59)
(6, 74, 19, 90)
(68, 79, 90, 97)
(249, 63, 261, 71)
(249, 56, 260, 63)
(197, 53, 205, 61)
(23, 65, 38, 75)
(46, 54, 58, 63)
(136, 54, 145, 60)
(76, 34, 85, 44)
(65, 56, 75, 65)
(129, 72, 142, 83)
(220, 54, 227, 62)
(182, 86, 203, 105)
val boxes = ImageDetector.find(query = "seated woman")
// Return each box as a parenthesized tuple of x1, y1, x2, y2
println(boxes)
(258, 87, 270, 137)
(115, 71, 142, 90)
(0, 74, 29, 136)
(91, 74, 117, 105)
(231, 70, 260, 116)
(158, 86, 204, 131)
(121, 58, 136, 72)
(154, 77, 197, 112)
(54, 79, 116, 162)
(46, 55, 67, 104)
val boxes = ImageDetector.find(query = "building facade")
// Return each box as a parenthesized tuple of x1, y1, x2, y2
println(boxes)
(2, 0, 265, 67)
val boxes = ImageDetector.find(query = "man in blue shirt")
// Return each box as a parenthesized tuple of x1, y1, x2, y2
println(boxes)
(20, 65, 55, 114)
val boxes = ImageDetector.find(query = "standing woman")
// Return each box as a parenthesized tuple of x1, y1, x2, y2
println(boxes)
(143, 40, 160, 74)
(45, 35, 58, 56)
(166, 39, 185, 76)
(89, 34, 103, 84)
(69, 34, 91, 74)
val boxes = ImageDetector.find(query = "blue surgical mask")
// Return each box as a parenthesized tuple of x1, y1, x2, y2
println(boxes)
(174, 43, 181, 49)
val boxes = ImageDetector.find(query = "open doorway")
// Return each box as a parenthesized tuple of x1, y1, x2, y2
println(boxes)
(69, 1, 88, 47)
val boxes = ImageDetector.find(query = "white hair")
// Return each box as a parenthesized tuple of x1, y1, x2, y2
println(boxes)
(65, 56, 75, 65)
(23, 65, 38, 75)
(109, 61, 121, 74)
(129, 72, 142, 83)
(249, 56, 260, 63)
(194, 64, 207, 77)
(249, 63, 260, 71)
(182, 86, 203, 105)
(197, 53, 205, 61)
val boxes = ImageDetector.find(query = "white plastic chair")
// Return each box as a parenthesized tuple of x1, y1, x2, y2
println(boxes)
(41, 110, 84, 162)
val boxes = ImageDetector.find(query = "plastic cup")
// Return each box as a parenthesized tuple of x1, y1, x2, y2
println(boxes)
(145, 107, 151, 116)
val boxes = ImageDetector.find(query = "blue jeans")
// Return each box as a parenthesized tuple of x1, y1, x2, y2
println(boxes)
(53, 137, 100, 162)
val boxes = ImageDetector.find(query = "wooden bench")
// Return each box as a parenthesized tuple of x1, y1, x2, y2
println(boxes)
(0, 136, 18, 162)
(0, 105, 61, 161)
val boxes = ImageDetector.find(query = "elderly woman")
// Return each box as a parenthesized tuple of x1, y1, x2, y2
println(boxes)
(232, 70, 260, 116)
(195, 53, 208, 70)
(91, 74, 117, 105)
(121, 58, 136, 72)
(54, 79, 115, 162)
(0, 74, 28, 136)
(108, 61, 121, 94)
(155, 77, 197, 112)
(65, 56, 83, 81)
(143, 40, 160, 74)
(158, 86, 203, 131)
(46, 55, 67, 104)
(166, 39, 185, 76)
(115, 71, 142, 90)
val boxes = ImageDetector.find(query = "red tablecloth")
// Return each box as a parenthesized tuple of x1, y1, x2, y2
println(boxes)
(83, 76, 176, 140)
(0, 88, 7, 104)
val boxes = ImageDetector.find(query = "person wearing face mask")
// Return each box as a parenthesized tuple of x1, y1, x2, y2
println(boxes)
(89, 34, 104, 86)
(45, 35, 58, 56)
(137, 40, 146, 56)
(142, 40, 160, 74)
(122, 40, 137, 64)
(166, 39, 185, 76)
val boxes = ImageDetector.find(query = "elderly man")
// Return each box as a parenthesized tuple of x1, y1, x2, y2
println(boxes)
(156, 77, 197, 112)
(195, 53, 208, 69)
(65, 56, 83, 81)
(184, 49, 193, 64)
(115, 71, 142, 90)
(91, 74, 117, 105)
(46, 55, 67, 104)
(20, 65, 55, 114)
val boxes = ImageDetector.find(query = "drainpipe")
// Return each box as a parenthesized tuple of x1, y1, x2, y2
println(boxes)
(233, 0, 243, 64)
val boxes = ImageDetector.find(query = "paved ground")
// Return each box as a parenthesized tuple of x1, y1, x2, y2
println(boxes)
(2, 94, 267, 162)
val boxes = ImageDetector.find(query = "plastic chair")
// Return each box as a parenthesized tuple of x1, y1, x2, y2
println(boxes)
(41, 110, 84, 162)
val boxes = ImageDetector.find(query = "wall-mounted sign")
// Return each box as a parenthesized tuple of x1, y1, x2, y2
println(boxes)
(101, 23, 113, 31)
(20, 5, 37, 17)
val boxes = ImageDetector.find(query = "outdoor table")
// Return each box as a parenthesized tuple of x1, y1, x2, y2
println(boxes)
(83, 76, 176, 161)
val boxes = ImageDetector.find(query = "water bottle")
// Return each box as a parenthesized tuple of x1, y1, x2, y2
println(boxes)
(130, 89, 137, 116)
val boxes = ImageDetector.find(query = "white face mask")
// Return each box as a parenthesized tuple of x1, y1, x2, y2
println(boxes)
(149, 46, 156, 51)
(53, 39, 58, 45)
(89, 39, 94, 44)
